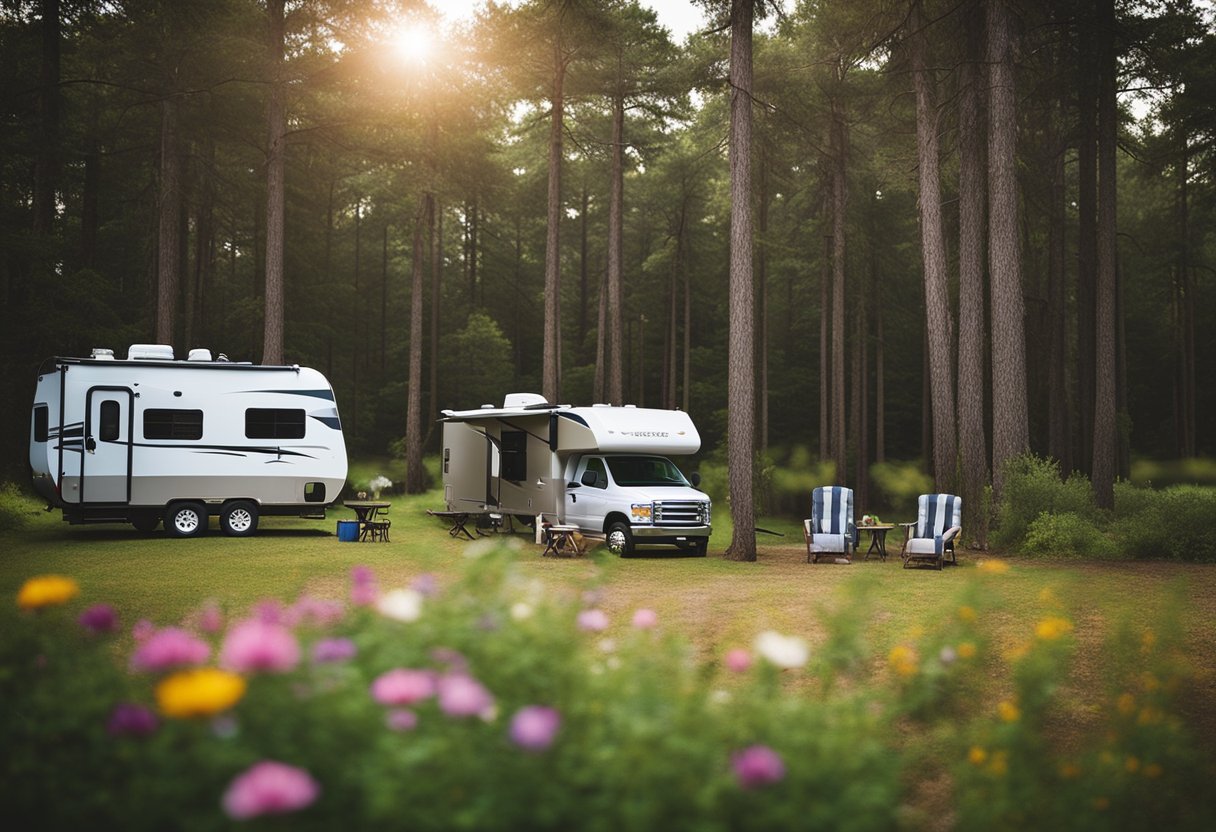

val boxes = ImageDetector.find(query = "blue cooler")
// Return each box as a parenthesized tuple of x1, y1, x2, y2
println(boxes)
(336, 520, 360, 542)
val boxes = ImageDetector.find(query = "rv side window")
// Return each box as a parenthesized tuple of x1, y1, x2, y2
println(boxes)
(245, 408, 306, 439)
(99, 400, 120, 441)
(584, 457, 609, 489)
(32, 405, 48, 442)
(144, 409, 203, 440)
(500, 431, 527, 482)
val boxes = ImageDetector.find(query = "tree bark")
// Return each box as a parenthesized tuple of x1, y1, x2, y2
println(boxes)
(32, 0, 60, 238)
(725, 0, 756, 562)
(406, 194, 431, 494)
(542, 41, 565, 404)
(607, 92, 626, 405)
(1076, 0, 1098, 476)
(594, 265, 607, 402)
(830, 102, 848, 485)
(1091, 0, 1117, 509)
(579, 184, 590, 353)
(1172, 130, 1195, 457)
(758, 151, 769, 451)
(261, 0, 286, 365)
(1048, 140, 1070, 474)
(425, 200, 442, 447)
(156, 97, 181, 348)
(820, 232, 830, 462)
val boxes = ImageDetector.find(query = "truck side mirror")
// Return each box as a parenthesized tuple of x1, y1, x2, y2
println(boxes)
(690, 472, 701, 487)
(581, 470, 598, 487)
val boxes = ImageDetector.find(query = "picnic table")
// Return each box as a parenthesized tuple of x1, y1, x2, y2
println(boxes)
(345, 501, 391, 542)
(857, 523, 894, 561)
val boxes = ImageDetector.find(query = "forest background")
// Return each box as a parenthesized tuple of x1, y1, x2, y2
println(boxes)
(1, 0, 1212, 548)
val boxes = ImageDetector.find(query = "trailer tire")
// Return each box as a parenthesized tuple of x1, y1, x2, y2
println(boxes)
(131, 511, 161, 534)
(166, 502, 208, 538)
(606, 521, 634, 557)
(220, 501, 259, 537)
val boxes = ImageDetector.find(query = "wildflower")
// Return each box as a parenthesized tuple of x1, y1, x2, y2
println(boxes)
(1034, 616, 1073, 641)
(1116, 692, 1135, 716)
(968, 746, 988, 766)
(710, 689, 732, 705)
(132, 618, 156, 642)
(411, 573, 439, 597)
(220, 619, 301, 674)
(577, 609, 609, 632)
(437, 673, 495, 719)
(430, 648, 469, 673)
(386, 709, 419, 732)
(598, 638, 617, 653)
(16, 575, 80, 610)
(510, 602, 534, 621)
(754, 631, 809, 669)
(78, 603, 118, 634)
(156, 668, 246, 718)
(632, 608, 658, 629)
(939, 646, 958, 665)
(509, 706, 561, 751)
(370, 669, 436, 707)
(997, 700, 1020, 723)
(351, 566, 378, 606)
(988, 751, 1009, 777)
(106, 703, 159, 738)
(957, 605, 977, 622)
(977, 560, 1010, 574)
(1140, 672, 1160, 692)
(1137, 707, 1162, 726)
(221, 760, 320, 820)
(957, 642, 977, 660)
(376, 588, 423, 622)
(131, 627, 211, 672)
(731, 745, 785, 789)
(197, 600, 224, 633)
(725, 648, 753, 673)
(287, 597, 344, 628)
(1004, 641, 1030, 662)
(311, 637, 357, 664)
(1141, 629, 1157, 653)
(888, 644, 919, 678)
(252, 599, 285, 625)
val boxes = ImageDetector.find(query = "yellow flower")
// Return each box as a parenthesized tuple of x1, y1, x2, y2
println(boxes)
(968, 746, 988, 766)
(957, 605, 977, 623)
(977, 560, 1010, 574)
(997, 700, 1020, 723)
(988, 751, 1009, 777)
(1138, 707, 1162, 726)
(1116, 692, 1136, 716)
(1144, 763, 1163, 779)
(1004, 641, 1030, 662)
(1140, 672, 1160, 692)
(1034, 616, 1074, 641)
(957, 641, 977, 659)
(1125, 756, 1140, 773)
(888, 644, 919, 678)
(156, 668, 246, 719)
(16, 575, 80, 610)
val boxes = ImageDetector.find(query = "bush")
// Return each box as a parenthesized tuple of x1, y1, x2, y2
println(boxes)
(1023, 512, 1120, 559)
(993, 455, 1100, 550)
(0, 482, 31, 532)
(769, 445, 837, 517)
(1112, 483, 1216, 562)
(869, 460, 932, 518)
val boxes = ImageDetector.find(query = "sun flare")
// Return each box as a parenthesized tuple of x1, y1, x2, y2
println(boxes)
(390, 21, 434, 65)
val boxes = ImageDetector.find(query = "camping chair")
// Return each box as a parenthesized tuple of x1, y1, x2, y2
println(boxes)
(901, 494, 962, 570)
(804, 486, 858, 564)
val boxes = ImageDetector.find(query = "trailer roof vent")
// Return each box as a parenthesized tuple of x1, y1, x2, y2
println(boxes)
(90, 348, 115, 360)
(624, 404, 637, 409)
(187, 348, 212, 361)
(481, 404, 495, 409)
(128, 344, 174, 361)
(503, 392, 548, 409)
(592, 403, 610, 407)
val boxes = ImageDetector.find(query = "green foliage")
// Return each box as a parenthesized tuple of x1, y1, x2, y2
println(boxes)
(869, 460, 933, 517)
(438, 312, 514, 410)
(993, 456, 1100, 550)
(0, 483, 32, 532)
(768, 445, 836, 516)
(1023, 512, 1120, 559)
(1130, 458, 1216, 488)
(1111, 483, 1216, 562)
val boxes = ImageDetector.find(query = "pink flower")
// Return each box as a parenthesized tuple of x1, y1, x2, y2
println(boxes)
(130, 627, 211, 672)
(429, 648, 469, 673)
(221, 760, 320, 820)
(411, 573, 439, 597)
(437, 673, 495, 719)
(509, 706, 561, 751)
(311, 637, 357, 664)
(386, 709, 419, 731)
(196, 601, 224, 634)
(287, 596, 345, 628)
(577, 609, 609, 632)
(219, 619, 301, 673)
(78, 604, 118, 634)
(351, 566, 378, 606)
(370, 669, 436, 706)
(132, 618, 156, 643)
(732, 745, 785, 789)
(725, 648, 753, 673)
(106, 703, 158, 737)
(631, 608, 658, 629)
(252, 600, 285, 625)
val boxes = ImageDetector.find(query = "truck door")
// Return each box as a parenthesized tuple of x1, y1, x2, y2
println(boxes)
(567, 456, 609, 532)
(81, 387, 134, 504)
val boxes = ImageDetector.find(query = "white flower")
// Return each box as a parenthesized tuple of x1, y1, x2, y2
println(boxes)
(754, 630, 809, 669)
(376, 588, 423, 622)
(510, 602, 534, 621)
(710, 689, 732, 705)
(598, 638, 617, 653)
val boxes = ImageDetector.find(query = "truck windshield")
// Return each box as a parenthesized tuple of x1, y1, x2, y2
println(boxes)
(605, 456, 689, 487)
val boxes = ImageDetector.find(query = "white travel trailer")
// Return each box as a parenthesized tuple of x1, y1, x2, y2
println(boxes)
(29, 345, 348, 537)
(440, 394, 711, 555)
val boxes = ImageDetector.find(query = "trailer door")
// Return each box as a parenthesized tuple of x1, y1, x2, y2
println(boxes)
(81, 387, 134, 504)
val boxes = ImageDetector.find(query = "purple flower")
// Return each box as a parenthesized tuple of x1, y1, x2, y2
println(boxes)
(221, 760, 320, 820)
(386, 709, 419, 731)
(219, 619, 301, 674)
(288, 596, 345, 628)
(429, 648, 468, 673)
(252, 600, 285, 625)
(509, 706, 561, 751)
(106, 702, 158, 738)
(732, 745, 785, 789)
(350, 566, 378, 606)
(437, 673, 495, 719)
(130, 627, 211, 672)
(196, 601, 224, 634)
(410, 573, 439, 597)
(725, 648, 753, 673)
(577, 609, 609, 632)
(311, 637, 357, 664)
(132, 618, 155, 643)
(370, 669, 436, 706)
(78, 604, 118, 635)
(631, 608, 658, 630)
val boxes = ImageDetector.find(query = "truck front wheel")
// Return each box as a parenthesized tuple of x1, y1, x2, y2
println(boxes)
(606, 521, 634, 557)
(166, 502, 208, 538)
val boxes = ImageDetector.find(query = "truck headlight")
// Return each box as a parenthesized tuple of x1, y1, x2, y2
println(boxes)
(703, 502, 712, 524)
(631, 503, 653, 524)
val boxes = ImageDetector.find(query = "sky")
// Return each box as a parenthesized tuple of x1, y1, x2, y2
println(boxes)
(435, 0, 713, 42)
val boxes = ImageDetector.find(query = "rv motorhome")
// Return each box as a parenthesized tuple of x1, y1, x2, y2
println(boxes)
(29, 345, 348, 537)
(440, 394, 711, 555)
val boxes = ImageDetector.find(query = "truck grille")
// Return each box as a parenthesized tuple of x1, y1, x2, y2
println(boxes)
(653, 500, 709, 526)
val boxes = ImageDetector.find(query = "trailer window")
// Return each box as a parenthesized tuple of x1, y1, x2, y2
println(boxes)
(245, 408, 306, 439)
(144, 409, 203, 440)
(500, 430, 527, 482)
(99, 400, 120, 441)
(32, 405, 48, 443)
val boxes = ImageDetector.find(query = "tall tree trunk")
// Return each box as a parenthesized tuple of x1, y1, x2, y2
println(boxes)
(958, 1, 988, 544)
(579, 184, 590, 353)
(32, 0, 60, 239)
(81, 97, 99, 269)
(542, 44, 565, 403)
(381, 225, 388, 374)
(682, 234, 691, 413)
(1048, 141, 1070, 474)
(406, 194, 431, 494)
(262, 0, 286, 365)
(1076, 1, 1098, 476)
(594, 265, 607, 402)
(1173, 130, 1195, 457)
(875, 269, 886, 465)
(1091, 0, 1117, 509)
(820, 232, 830, 461)
(725, 0, 756, 562)
(156, 97, 181, 348)
(666, 213, 683, 410)
(607, 92, 626, 405)
(986, 0, 1029, 496)
(425, 200, 442, 446)
(830, 102, 848, 485)
(910, 0, 958, 493)
(188, 134, 216, 349)
(758, 151, 769, 451)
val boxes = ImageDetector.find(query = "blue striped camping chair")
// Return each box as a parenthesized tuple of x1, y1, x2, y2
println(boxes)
(902, 493, 962, 571)
(804, 486, 857, 564)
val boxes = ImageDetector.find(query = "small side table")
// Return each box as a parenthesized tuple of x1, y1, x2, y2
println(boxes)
(542, 524, 584, 557)
(859, 524, 895, 561)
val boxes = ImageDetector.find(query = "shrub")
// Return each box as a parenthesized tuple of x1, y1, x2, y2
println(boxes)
(1113, 483, 1216, 562)
(0, 482, 31, 532)
(993, 455, 1099, 550)
(869, 460, 932, 518)
(769, 445, 837, 516)
(1022, 512, 1120, 559)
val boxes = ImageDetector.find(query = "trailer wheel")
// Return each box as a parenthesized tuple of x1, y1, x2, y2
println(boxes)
(131, 511, 160, 534)
(166, 502, 208, 538)
(606, 522, 634, 557)
(220, 501, 259, 537)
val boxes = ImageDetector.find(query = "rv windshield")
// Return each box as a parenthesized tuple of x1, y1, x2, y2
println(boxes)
(605, 456, 689, 487)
